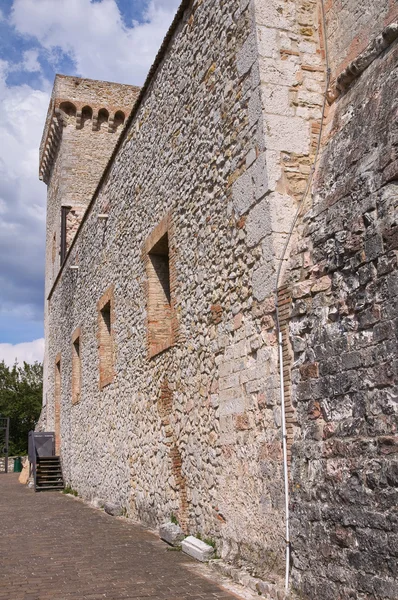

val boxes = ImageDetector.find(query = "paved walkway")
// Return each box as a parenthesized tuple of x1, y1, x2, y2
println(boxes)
(0, 474, 243, 600)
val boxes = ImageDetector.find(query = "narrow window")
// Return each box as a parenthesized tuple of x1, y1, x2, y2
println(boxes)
(147, 232, 174, 357)
(81, 105, 93, 127)
(98, 288, 114, 389)
(98, 108, 109, 129)
(52, 232, 56, 264)
(113, 110, 125, 129)
(60, 206, 71, 264)
(55, 356, 61, 455)
(59, 101, 76, 117)
(72, 328, 81, 405)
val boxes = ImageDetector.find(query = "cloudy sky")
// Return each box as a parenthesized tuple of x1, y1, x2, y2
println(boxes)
(0, 0, 180, 366)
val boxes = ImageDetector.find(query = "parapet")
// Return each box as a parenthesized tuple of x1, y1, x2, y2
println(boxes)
(39, 75, 140, 184)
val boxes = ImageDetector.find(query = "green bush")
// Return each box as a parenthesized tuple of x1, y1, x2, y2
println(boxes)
(0, 360, 43, 456)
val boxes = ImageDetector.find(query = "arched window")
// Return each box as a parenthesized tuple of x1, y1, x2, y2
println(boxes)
(113, 110, 125, 129)
(59, 101, 76, 117)
(81, 105, 93, 127)
(98, 108, 109, 129)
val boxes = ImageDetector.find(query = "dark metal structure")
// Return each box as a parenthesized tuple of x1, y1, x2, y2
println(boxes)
(0, 416, 10, 473)
(28, 431, 64, 491)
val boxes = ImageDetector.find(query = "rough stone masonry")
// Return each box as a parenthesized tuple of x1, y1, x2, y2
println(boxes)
(38, 0, 398, 598)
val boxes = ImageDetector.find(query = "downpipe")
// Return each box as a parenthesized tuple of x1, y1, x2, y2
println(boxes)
(273, 1, 330, 596)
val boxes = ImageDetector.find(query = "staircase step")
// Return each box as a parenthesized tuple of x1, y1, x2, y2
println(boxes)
(36, 479, 63, 484)
(34, 454, 64, 492)
(37, 466, 61, 470)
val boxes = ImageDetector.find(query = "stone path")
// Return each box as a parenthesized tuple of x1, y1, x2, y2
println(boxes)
(0, 474, 244, 600)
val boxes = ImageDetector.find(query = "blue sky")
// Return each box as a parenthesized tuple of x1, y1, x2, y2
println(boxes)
(0, 0, 180, 365)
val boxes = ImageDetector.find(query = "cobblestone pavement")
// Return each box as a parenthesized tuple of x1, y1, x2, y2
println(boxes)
(0, 474, 245, 600)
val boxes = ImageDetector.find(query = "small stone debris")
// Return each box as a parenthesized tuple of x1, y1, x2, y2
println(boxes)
(159, 522, 185, 547)
(104, 502, 123, 516)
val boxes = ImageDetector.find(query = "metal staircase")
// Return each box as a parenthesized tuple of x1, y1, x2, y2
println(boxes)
(28, 431, 64, 492)
(35, 456, 64, 491)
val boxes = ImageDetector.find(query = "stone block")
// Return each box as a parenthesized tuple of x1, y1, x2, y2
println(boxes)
(232, 168, 254, 216)
(263, 113, 310, 153)
(159, 522, 185, 547)
(104, 502, 123, 517)
(246, 197, 272, 247)
(252, 262, 276, 301)
(236, 33, 256, 76)
(181, 536, 215, 562)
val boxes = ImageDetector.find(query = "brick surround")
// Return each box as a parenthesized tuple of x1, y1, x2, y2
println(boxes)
(97, 287, 115, 390)
(71, 326, 82, 405)
(158, 379, 188, 531)
(54, 354, 61, 455)
(144, 214, 178, 359)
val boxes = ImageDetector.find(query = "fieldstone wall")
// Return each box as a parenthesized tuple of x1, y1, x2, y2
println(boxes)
(287, 34, 398, 600)
(40, 0, 397, 596)
(324, 0, 398, 76)
(41, 0, 326, 588)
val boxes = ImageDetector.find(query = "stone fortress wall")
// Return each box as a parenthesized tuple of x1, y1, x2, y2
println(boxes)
(286, 8, 398, 599)
(40, 0, 398, 598)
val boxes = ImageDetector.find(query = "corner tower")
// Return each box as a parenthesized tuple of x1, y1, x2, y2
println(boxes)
(40, 75, 140, 414)
(40, 75, 140, 292)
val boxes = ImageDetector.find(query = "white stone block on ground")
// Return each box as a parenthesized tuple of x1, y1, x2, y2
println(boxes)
(181, 536, 215, 562)
(159, 522, 185, 547)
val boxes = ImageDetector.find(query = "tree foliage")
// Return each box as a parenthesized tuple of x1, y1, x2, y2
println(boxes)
(0, 361, 43, 455)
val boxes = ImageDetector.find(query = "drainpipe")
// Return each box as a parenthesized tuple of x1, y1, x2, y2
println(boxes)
(273, 1, 330, 596)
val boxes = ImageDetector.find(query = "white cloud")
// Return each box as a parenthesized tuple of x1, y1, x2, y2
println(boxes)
(11, 0, 181, 85)
(0, 59, 49, 321)
(21, 49, 42, 73)
(0, 338, 44, 366)
(0, 0, 180, 345)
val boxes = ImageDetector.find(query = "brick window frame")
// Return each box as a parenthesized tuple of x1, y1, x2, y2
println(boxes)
(143, 214, 178, 359)
(54, 353, 61, 455)
(97, 286, 115, 389)
(71, 326, 82, 405)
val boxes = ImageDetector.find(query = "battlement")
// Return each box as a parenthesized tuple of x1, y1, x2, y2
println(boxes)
(41, 74, 140, 294)
(39, 75, 140, 183)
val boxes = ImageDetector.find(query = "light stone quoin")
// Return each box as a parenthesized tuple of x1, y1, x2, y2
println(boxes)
(37, 0, 398, 598)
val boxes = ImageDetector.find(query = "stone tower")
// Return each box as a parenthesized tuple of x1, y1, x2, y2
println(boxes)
(40, 74, 140, 410)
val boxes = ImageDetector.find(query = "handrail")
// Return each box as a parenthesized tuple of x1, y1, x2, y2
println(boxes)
(32, 447, 37, 491)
